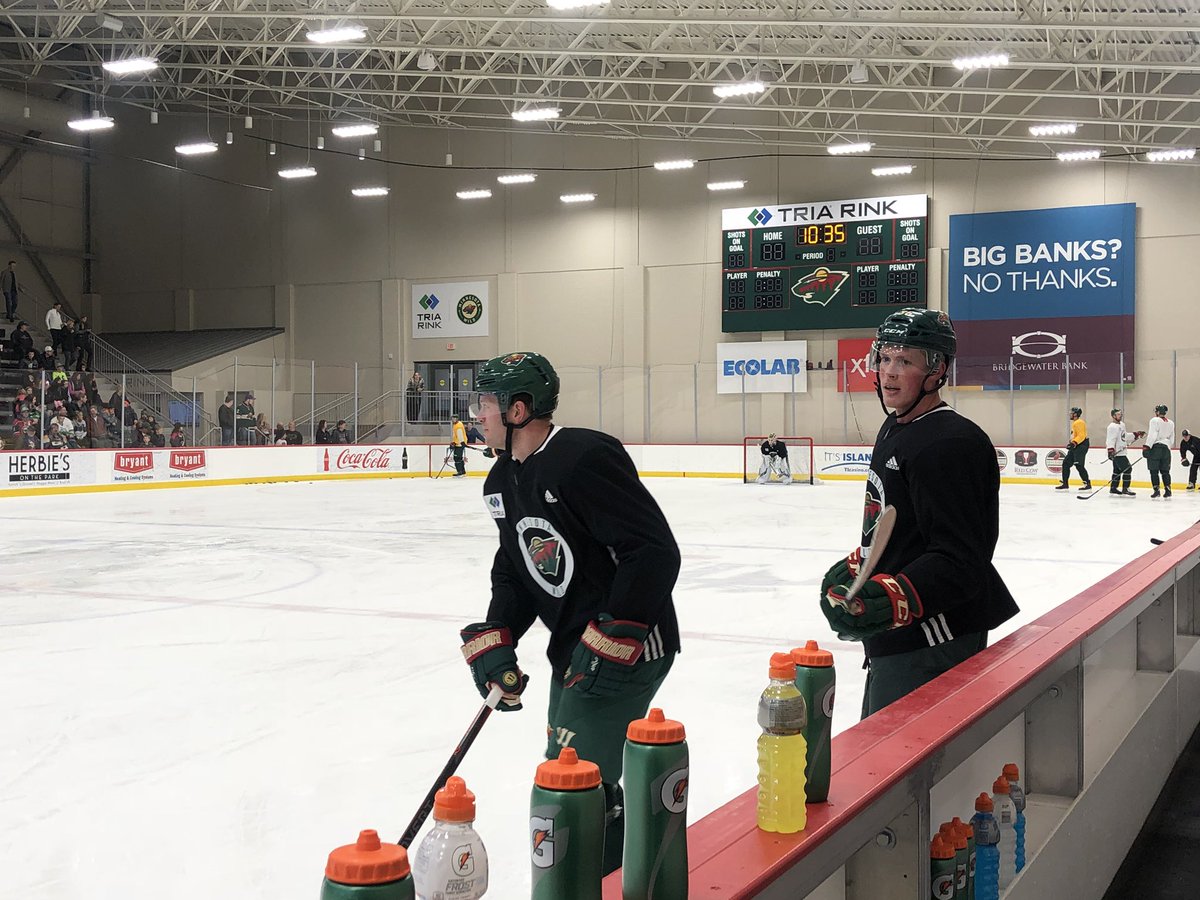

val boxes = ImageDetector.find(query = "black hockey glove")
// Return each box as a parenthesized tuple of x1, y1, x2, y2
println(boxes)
(564, 614, 649, 698)
(460, 621, 529, 711)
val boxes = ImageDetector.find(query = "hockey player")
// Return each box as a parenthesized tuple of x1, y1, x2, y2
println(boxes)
(458, 351, 680, 874)
(818, 309, 1018, 718)
(1055, 407, 1092, 491)
(450, 415, 468, 477)
(756, 433, 792, 484)
(1179, 429, 1200, 490)
(1105, 408, 1143, 497)
(1145, 404, 1176, 498)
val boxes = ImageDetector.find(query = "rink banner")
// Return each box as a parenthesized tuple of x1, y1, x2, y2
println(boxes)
(837, 338, 876, 393)
(948, 202, 1136, 387)
(410, 280, 490, 339)
(716, 341, 808, 394)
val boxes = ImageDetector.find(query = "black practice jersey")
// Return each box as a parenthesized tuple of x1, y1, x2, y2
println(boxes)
(1181, 435, 1200, 463)
(760, 440, 789, 460)
(483, 426, 681, 676)
(859, 404, 1018, 657)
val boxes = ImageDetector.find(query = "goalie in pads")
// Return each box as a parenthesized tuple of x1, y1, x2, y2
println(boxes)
(756, 433, 792, 484)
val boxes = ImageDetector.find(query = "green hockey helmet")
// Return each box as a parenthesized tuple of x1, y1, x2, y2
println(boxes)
(1156, 404, 1168, 416)
(870, 308, 957, 372)
(474, 351, 560, 421)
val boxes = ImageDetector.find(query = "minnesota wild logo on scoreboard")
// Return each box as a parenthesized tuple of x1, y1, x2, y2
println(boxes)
(721, 194, 928, 332)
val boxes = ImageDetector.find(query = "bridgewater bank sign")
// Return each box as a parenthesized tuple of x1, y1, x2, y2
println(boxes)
(716, 341, 808, 394)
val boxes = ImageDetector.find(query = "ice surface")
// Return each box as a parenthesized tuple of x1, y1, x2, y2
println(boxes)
(3, 477, 1197, 898)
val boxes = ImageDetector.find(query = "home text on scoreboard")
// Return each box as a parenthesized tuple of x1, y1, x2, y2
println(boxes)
(721, 194, 929, 332)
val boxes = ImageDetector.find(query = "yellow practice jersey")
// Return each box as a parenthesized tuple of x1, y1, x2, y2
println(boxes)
(1071, 419, 1087, 443)
(452, 420, 467, 446)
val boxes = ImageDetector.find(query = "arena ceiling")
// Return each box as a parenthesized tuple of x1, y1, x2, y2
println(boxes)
(1, 0, 1198, 160)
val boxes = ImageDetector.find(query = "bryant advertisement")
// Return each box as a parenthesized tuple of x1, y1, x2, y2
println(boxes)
(948, 202, 1136, 387)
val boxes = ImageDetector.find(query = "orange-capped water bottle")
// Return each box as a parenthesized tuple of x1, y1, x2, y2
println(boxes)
(322, 829, 414, 900)
(756, 652, 808, 834)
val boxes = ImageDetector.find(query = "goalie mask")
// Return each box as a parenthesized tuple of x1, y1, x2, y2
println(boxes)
(869, 308, 957, 419)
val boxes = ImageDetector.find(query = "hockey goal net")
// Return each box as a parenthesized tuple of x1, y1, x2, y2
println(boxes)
(743, 436, 816, 485)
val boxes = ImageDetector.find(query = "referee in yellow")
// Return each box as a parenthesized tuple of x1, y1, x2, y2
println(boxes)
(1056, 406, 1092, 491)
(450, 414, 468, 477)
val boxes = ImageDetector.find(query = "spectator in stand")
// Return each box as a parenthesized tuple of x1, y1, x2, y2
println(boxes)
(45, 302, 64, 361)
(254, 413, 271, 445)
(45, 422, 66, 450)
(405, 371, 424, 422)
(139, 429, 154, 447)
(20, 425, 37, 449)
(75, 316, 93, 371)
(101, 404, 119, 443)
(170, 423, 186, 447)
(314, 419, 331, 444)
(86, 374, 101, 407)
(236, 393, 256, 445)
(71, 410, 88, 448)
(330, 419, 353, 444)
(40, 345, 55, 371)
(283, 420, 303, 445)
(109, 386, 124, 412)
(273, 422, 286, 444)
(1, 260, 17, 321)
(13, 321, 32, 358)
(50, 407, 72, 436)
(60, 319, 76, 367)
(88, 406, 108, 448)
(151, 425, 167, 447)
(466, 420, 485, 444)
(218, 393, 235, 446)
(121, 398, 137, 444)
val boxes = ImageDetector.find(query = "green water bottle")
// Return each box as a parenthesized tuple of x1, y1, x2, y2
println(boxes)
(791, 641, 835, 802)
(930, 834, 956, 899)
(622, 708, 689, 899)
(530, 747, 606, 899)
(321, 829, 415, 900)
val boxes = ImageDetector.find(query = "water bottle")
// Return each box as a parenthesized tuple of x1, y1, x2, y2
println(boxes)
(791, 640, 835, 802)
(992, 776, 1016, 890)
(951, 816, 975, 900)
(930, 834, 956, 900)
(530, 747, 606, 900)
(939, 821, 967, 898)
(322, 829, 415, 900)
(756, 652, 808, 834)
(413, 776, 488, 899)
(622, 707, 689, 899)
(970, 794, 999, 900)
(1002, 763, 1026, 872)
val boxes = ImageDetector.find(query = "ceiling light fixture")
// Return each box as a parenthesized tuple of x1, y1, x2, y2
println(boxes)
(653, 159, 694, 171)
(848, 61, 870, 84)
(1029, 122, 1077, 137)
(306, 26, 367, 44)
(512, 106, 561, 122)
(244, 115, 253, 130)
(176, 141, 219, 156)
(546, 0, 611, 9)
(1056, 149, 1102, 162)
(279, 166, 317, 179)
(331, 123, 378, 138)
(706, 180, 746, 191)
(67, 112, 115, 132)
(456, 189, 492, 199)
(713, 81, 765, 99)
(1145, 148, 1196, 162)
(827, 141, 873, 155)
(95, 13, 124, 33)
(872, 164, 914, 176)
(102, 57, 158, 75)
(497, 173, 537, 184)
(953, 53, 1009, 71)
(352, 187, 389, 197)
(416, 50, 437, 71)
(560, 193, 596, 203)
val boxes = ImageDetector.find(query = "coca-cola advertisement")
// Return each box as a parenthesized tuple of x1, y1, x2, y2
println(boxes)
(168, 449, 208, 480)
(323, 446, 398, 472)
(112, 450, 155, 482)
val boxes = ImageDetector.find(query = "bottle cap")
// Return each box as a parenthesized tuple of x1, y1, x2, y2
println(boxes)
(1002, 762, 1020, 782)
(942, 823, 966, 850)
(627, 707, 686, 744)
(325, 829, 411, 885)
(791, 640, 834, 667)
(535, 747, 601, 791)
(974, 792, 993, 812)
(958, 820, 974, 839)
(769, 652, 796, 679)
(931, 834, 954, 860)
(992, 776, 1010, 794)
(433, 776, 476, 823)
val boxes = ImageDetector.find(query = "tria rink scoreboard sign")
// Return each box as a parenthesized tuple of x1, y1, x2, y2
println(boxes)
(721, 194, 928, 332)
(410, 280, 490, 339)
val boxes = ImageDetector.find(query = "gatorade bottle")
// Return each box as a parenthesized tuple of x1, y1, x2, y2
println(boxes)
(930, 834, 956, 900)
(791, 641, 835, 802)
(622, 708, 689, 899)
(1002, 763, 1027, 873)
(322, 829, 415, 900)
(951, 816, 975, 900)
(991, 777, 1016, 890)
(970, 794, 999, 900)
(756, 652, 808, 834)
(939, 821, 967, 898)
(530, 747, 605, 900)
(412, 776, 488, 899)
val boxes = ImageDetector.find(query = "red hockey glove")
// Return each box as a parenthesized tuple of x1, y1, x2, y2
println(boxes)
(821, 574, 923, 642)
(1108, 448, 1115, 460)
(820, 547, 863, 596)
(1134, 431, 1146, 440)
(564, 615, 649, 698)
(460, 622, 529, 711)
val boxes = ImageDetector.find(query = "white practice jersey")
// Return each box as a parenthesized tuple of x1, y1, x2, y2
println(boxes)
(1106, 421, 1134, 458)
(1147, 416, 1175, 449)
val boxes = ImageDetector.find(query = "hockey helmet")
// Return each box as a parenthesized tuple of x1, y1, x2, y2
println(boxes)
(1184, 429, 1190, 437)
(1070, 407, 1082, 418)
(1156, 404, 1169, 416)
(871, 308, 956, 372)
(767, 432, 777, 441)
(474, 351, 560, 420)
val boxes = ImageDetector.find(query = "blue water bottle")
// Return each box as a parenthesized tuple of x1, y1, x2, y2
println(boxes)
(1003, 763, 1026, 873)
(970, 793, 999, 900)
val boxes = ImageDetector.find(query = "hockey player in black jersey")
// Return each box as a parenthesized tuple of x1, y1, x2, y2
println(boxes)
(818, 309, 1018, 718)
(1180, 429, 1200, 490)
(756, 433, 792, 484)
(457, 351, 680, 874)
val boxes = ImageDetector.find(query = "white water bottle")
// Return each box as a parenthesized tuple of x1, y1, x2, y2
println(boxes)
(413, 776, 488, 899)
(992, 775, 1017, 889)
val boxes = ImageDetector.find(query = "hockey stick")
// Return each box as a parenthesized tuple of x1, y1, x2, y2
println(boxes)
(1078, 456, 1143, 500)
(833, 504, 898, 616)
(398, 684, 503, 849)
(431, 447, 453, 479)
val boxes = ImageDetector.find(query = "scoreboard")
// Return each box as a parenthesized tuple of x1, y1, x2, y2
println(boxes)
(722, 194, 928, 331)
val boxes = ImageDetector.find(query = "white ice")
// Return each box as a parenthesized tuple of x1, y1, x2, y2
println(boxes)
(4, 476, 1198, 898)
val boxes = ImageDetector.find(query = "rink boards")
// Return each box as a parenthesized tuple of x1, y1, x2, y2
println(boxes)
(0, 440, 1156, 497)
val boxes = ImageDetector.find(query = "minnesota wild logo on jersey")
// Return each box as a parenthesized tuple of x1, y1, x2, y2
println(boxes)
(516, 516, 575, 598)
(860, 469, 887, 557)
(527, 535, 562, 578)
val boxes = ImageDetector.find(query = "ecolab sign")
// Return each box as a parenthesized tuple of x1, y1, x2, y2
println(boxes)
(716, 340, 808, 394)
(169, 450, 207, 479)
(324, 447, 395, 471)
(113, 450, 154, 482)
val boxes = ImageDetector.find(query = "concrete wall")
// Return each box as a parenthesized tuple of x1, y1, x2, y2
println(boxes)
(91, 112, 1200, 444)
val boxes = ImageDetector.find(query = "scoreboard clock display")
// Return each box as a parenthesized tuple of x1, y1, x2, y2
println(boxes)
(722, 194, 928, 331)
